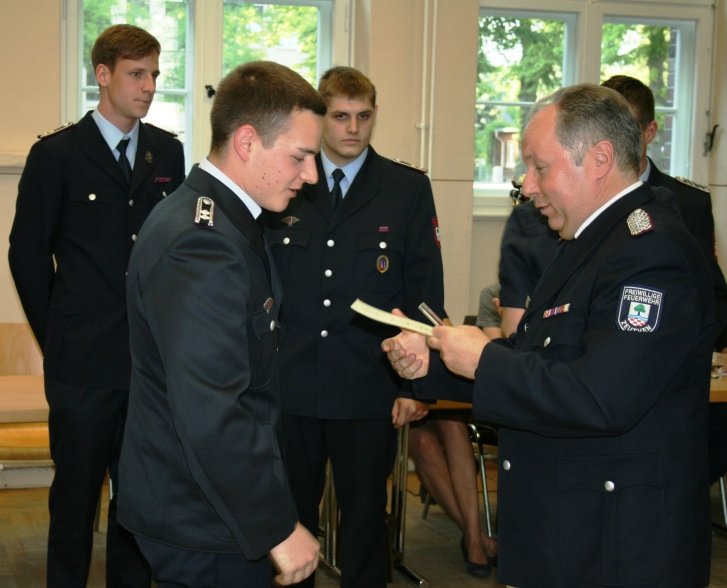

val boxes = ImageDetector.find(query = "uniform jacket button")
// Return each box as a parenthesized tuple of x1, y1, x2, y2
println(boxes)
(604, 480, 615, 492)
(502, 459, 511, 471)
(320, 330, 329, 337)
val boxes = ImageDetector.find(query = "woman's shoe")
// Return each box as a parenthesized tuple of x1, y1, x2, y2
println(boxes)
(459, 537, 492, 578)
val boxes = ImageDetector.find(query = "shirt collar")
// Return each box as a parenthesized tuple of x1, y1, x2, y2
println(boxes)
(198, 158, 262, 219)
(639, 158, 651, 182)
(92, 110, 140, 165)
(320, 147, 369, 196)
(574, 181, 643, 239)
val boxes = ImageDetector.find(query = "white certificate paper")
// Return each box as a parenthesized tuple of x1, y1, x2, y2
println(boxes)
(350, 299, 434, 336)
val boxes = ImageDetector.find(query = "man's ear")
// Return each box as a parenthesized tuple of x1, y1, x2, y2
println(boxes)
(589, 139, 615, 178)
(96, 63, 111, 87)
(643, 120, 658, 147)
(233, 125, 258, 161)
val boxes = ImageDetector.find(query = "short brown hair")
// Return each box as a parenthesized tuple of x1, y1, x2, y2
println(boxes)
(210, 60, 327, 152)
(318, 66, 377, 107)
(601, 75, 655, 128)
(91, 24, 161, 71)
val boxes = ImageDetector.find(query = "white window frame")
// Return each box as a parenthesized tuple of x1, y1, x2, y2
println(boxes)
(62, 0, 348, 168)
(474, 0, 714, 219)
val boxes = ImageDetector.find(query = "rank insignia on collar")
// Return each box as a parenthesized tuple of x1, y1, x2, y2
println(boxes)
(543, 303, 570, 319)
(194, 196, 215, 227)
(145, 150, 153, 164)
(282, 216, 299, 227)
(377, 254, 390, 274)
(617, 285, 663, 332)
(626, 208, 653, 236)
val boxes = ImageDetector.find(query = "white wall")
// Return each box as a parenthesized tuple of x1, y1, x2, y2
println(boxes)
(711, 0, 727, 269)
(2, 0, 722, 327)
(0, 0, 61, 323)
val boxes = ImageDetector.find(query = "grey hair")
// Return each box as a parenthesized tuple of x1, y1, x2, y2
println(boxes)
(527, 83, 641, 174)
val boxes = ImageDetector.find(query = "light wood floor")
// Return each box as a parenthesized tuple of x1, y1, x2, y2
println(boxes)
(2, 479, 727, 587)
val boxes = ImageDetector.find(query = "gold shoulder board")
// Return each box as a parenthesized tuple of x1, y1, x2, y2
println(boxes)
(675, 176, 710, 193)
(393, 158, 428, 175)
(37, 122, 74, 140)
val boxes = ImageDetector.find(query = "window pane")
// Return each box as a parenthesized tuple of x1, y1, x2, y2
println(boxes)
(222, 1, 322, 85)
(475, 14, 567, 188)
(601, 22, 680, 173)
(81, 0, 190, 142)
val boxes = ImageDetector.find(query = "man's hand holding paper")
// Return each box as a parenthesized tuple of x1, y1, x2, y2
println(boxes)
(380, 308, 431, 380)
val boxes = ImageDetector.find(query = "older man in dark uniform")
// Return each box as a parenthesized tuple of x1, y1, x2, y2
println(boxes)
(8, 24, 184, 588)
(498, 75, 727, 483)
(266, 66, 442, 587)
(118, 61, 325, 588)
(386, 83, 713, 587)
(499, 76, 727, 344)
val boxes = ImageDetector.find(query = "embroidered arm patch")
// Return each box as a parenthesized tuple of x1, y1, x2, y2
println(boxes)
(616, 285, 664, 332)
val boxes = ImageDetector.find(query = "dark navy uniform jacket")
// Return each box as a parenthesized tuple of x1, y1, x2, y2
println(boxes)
(446, 184, 713, 587)
(118, 166, 297, 559)
(267, 147, 444, 419)
(9, 110, 185, 388)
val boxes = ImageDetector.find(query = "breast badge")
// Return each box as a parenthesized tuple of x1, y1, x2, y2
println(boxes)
(377, 254, 390, 274)
(617, 285, 663, 332)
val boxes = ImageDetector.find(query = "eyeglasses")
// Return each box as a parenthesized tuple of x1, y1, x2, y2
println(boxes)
(509, 175, 528, 205)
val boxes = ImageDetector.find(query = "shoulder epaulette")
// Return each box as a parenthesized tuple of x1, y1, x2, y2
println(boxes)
(627, 208, 654, 237)
(675, 176, 710, 193)
(37, 122, 74, 140)
(392, 158, 428, 175)
(144, 122, 178, 138)
(194, 196, 215, 227)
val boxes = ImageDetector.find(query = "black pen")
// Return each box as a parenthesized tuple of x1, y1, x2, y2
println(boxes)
(418, 302, 444, 327)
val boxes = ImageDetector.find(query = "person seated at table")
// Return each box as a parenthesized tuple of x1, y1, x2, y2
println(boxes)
(409, 411, 497, 578)
(409, 302, 501, 578)
(476, 283, 505, 339)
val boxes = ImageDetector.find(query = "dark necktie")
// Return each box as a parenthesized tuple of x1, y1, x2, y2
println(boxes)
(331, 168, 345, 211)
(117, 138, 132, 183)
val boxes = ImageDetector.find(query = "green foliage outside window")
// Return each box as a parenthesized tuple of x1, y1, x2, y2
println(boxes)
(476, 14, 679, 185)
(222, 2, 319, 84)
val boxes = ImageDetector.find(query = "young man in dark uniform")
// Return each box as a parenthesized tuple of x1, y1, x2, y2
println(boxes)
(267, 66, 443, 587)
(118, 60, 325, 588)
(8, 24, 184, 588)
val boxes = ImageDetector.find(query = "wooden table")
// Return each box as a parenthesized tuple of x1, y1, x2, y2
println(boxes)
(0, 375, 50, 465)
(710, 376, 727, 403)
(0, 375, 47, 423)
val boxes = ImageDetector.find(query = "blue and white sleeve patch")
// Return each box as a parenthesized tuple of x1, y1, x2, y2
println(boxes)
(616, 285, 664, 332)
